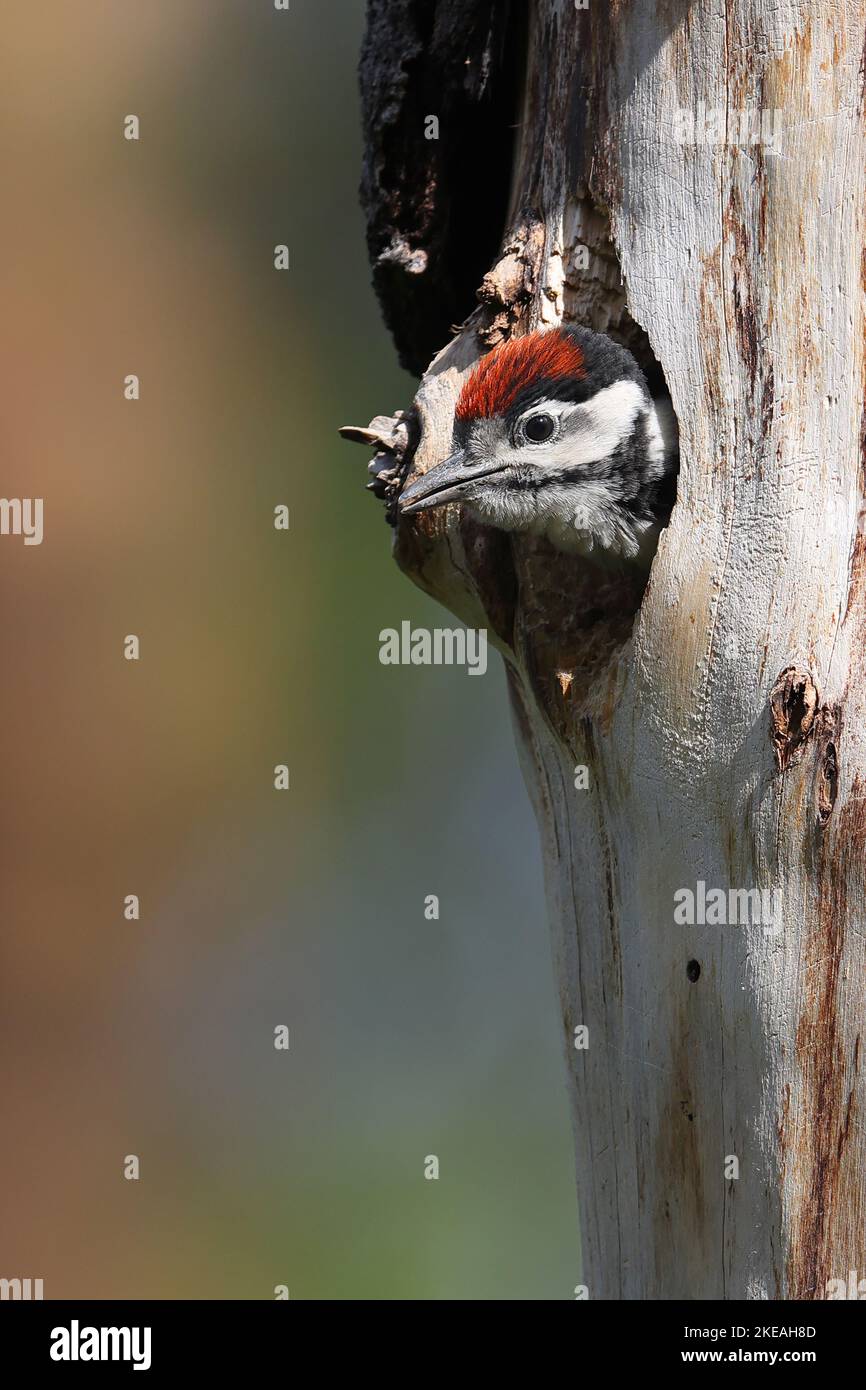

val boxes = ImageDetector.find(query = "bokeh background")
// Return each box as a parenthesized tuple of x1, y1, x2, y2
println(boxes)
(0, 0, 576, 1299)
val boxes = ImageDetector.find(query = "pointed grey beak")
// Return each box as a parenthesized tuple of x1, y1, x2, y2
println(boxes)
(398, 450, 505, 515)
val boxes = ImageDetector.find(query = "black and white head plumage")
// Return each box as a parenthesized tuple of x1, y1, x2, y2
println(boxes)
(399, 325, 678, 562)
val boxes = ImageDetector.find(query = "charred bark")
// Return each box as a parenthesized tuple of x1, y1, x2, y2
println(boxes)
(359, 0, 525, 374)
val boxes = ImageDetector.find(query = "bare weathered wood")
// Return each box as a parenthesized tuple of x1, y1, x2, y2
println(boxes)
(358, 0, 866, 1299)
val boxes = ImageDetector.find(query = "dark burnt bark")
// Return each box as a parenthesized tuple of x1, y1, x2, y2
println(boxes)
(358, 0, 526, 375)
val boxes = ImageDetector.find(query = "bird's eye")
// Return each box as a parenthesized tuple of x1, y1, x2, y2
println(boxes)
(523, 412, 556, 443)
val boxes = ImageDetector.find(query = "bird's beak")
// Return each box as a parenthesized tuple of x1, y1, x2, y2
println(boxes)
(398, 450, 505, 515)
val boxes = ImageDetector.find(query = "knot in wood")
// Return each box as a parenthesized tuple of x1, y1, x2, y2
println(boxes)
(769, 665, 819, 771)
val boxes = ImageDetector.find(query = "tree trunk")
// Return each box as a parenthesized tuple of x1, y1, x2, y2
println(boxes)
(355, 0, 866, 1299)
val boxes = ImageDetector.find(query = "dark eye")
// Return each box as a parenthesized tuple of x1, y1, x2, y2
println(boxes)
(523, 412, 556, 443)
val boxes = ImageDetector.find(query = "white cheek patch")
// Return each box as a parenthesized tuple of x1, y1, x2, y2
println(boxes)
(530, 379, 649, 470)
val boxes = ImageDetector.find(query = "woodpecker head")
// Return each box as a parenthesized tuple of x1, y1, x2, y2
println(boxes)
(398, 325, 677, 562)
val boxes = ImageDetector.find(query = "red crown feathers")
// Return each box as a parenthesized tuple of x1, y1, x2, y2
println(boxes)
(455, 328, 586, 422)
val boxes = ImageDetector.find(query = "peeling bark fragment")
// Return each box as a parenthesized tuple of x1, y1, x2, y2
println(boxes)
(338, 408, 419, 524)
(770, 665, 819, 771)
(474, 212, 546, 348)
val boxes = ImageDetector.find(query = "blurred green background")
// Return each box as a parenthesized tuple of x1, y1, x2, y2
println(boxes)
(0, 0, 576, 1298)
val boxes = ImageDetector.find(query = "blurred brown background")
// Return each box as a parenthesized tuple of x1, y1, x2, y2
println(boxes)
(0, 0, 576, 1298)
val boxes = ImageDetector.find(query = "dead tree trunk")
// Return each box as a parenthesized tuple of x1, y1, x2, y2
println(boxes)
(354, 0, 866, 1299)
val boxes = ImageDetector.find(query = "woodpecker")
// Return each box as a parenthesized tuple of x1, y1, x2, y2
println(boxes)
(397, 325, 678, 563)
